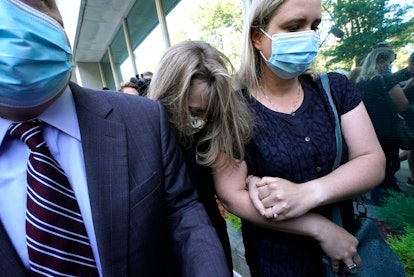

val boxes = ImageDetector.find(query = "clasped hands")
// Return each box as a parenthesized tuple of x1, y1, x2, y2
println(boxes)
(248, 176, 316, 221)
(248, 176, 362, 274)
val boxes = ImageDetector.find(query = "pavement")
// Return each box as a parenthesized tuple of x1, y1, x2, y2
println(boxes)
(228, 158, 414, 277)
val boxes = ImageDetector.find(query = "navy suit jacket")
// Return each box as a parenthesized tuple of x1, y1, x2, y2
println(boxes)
(0, 82, 230, 277)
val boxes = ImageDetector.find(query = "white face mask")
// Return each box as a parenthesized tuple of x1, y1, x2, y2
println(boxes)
(259, 29, 319, 79)
(190, 115, 207, 134)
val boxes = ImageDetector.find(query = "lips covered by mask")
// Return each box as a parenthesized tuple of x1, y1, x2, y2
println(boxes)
(190, 115, 207, 134)
(260, 29, 319, 79)
(0, 0, 73, 108)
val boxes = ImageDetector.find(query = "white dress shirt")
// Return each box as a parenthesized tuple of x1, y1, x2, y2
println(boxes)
(0, 86, 102, 275)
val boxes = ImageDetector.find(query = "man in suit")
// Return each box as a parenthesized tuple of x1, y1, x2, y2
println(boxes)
(0, 0, 231, 276)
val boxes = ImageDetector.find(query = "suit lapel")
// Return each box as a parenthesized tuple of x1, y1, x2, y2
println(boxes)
(0, 223, 28, 276)
(70, 83, 129, 276)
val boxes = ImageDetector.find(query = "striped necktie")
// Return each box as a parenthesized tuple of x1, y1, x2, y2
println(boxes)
(8, 120, 98, 276)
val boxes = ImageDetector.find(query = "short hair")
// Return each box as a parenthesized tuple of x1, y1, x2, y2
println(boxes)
(118, 81, 139, 93)
(409, 52, 414, 64)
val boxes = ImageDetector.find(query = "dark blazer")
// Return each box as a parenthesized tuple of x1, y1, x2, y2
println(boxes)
(0, 82, 231, 277)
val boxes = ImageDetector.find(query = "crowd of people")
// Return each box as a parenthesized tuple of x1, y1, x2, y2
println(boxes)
(0, 0, 411, 276)
(348, 45, 414, 204)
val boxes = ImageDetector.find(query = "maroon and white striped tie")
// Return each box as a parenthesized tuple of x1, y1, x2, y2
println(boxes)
(8, 120, 98, 276)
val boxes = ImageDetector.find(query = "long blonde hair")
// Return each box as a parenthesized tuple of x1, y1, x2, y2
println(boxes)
(147, 40, 254, 167)
(357, 47, 395, 83)
(237, 0, 317, 90)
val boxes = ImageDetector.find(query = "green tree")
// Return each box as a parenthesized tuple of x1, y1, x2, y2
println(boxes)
(191, 0, 243, 67)
(320, 0, 413, 71)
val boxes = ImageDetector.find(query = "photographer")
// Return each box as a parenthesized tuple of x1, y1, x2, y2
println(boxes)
(130, 71, 153, 96)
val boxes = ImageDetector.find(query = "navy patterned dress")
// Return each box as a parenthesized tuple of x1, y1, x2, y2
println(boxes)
(242, 73, 361, 277)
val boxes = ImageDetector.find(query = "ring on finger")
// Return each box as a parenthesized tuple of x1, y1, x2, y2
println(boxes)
(347, 263, 357, 270)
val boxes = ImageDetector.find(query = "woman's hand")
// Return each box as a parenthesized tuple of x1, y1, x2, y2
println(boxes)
(316, 220, 363, 274)
(250, 177, 318, 220)
(247, 175, 266, 215)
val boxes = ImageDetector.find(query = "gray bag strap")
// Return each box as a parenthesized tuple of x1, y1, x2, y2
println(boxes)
(320, 73, 343, 226)
(321, 73, 342, 170)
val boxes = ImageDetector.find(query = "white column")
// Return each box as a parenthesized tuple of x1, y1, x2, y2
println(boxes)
(98, 62, 107, 88)
(122, 18, 138, 77)
(107, 47, 120, 88)
(155, 0, 171, 50)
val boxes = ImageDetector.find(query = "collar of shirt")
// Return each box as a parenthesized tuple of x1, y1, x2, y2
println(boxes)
(0, 86, 80, 144)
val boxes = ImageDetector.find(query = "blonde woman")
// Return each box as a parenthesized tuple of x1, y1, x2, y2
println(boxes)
(213, 0, 385, 276)
(147, 40, 254, 272)
(356, 47, 409, 205)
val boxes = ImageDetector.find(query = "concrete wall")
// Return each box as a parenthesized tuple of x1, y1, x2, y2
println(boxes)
(74, 62, 104, 90)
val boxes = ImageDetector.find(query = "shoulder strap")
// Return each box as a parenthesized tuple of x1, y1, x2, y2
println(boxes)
(320, 73, 342, 170)
(320, 73, 343, 226)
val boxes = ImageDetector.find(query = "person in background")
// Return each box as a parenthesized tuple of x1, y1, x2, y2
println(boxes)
(349, 41, 393, 85)
(147, 40, 254, 272)
(142, 71, 153, 80)
(397, 52, 414, 185)
(118, 81, 140, 95)
(375, 41, 392, 49)
(356, 47, 409, 205)
(130, 71, 153, 96)
(213, 0, 385, 276)
(394, 52, 414, 87)
(0, 1, 231, 276)
(348, 66, 362, 84)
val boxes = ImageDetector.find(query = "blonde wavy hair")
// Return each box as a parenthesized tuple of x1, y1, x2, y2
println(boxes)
(356, 47, 395, 83)
(236, 0, 317, 90)
(147, 40, 254, 167)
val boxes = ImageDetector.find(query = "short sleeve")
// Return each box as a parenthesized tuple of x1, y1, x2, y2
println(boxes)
(326, 72, 362, 116)
(383, 73, 399, 92)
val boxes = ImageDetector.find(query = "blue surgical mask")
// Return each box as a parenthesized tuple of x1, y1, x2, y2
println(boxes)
(387, 64, 393, 73)
(0, 0, 73, 108)
(259, 29, 319, 79)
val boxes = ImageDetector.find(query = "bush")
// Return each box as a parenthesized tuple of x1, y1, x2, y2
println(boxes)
(376, 191, 414, 276)
(376, 190, 414, 233)
(387, 226, 414, 276)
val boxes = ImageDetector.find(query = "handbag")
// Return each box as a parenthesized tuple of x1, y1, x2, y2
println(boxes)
(320, 73, 406, 277)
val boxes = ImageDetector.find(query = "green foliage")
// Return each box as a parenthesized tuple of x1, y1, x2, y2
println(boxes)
(226, 212, 242, 231)
(369, 191, 414, 274)
(386, 226, 414, 276)
(190, 0, 243, 67)
(320, 0, 413, 71)
(376, 190, 414, 233)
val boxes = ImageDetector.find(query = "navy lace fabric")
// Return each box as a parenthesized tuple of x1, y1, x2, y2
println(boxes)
(242, 73, 362, 276)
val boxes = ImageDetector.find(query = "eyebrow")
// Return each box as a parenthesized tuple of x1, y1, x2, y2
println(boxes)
(282, 18, 322, 27)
